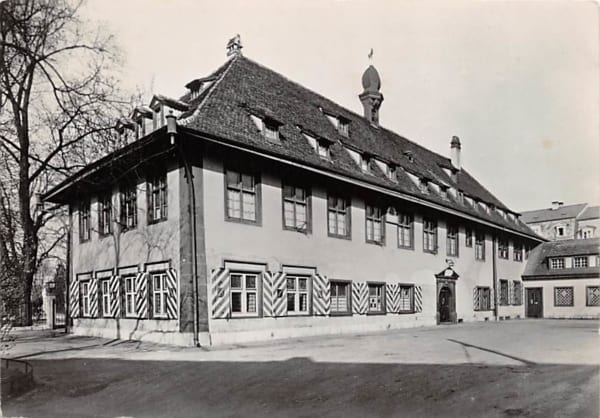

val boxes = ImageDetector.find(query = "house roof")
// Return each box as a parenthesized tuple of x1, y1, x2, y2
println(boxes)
(44, 54, 541, 241)
(577, 205, 600, 221)
(520, 203, 587, 224)
(522, 238, 600, 279)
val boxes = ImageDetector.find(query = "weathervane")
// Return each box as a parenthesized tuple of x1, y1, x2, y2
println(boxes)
(227, 34, 243, 57)
(368, 48, 374, 62)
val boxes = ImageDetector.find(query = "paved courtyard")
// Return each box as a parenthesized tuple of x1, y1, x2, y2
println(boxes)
(1, 319, 598, 417)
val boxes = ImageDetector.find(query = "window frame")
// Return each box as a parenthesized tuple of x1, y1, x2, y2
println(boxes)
(281, 182, 311, 233)
(475, 232, 486, 261)
(586, 286, 600, 307)
(367, 282, 386, 314)
(147, 172, 168, 224)
(554, 286, 574, 307)
(327, 193, 351, 239)
(397, 212, 414, 250)
(422, 218, 438, 254)
(286, 275, 311, 316)
(98, 193, 112, 237)
(498, 239, 509, 259)
(119, 184, 138, 231)
(446, 224, 459, 257)
(123, 275, 137, 318)
(398, 284, 415, 314)
(229, 271, 261, 318)
(330, 280, 352, 316)
(100, 278, 110, 317)
(512, 281, 523, 306)
(79, 200, 91, 243)
(474, 286, 491, 311)
(513, 243, 523, 262)
(224, 168, 261, 225)
(149, 271, 169, 319)
(499, 279, 509, 306)
(550, 258, 565, 269)
(79, 279, 91, 317)
(573, 256, 589, 269)
(365, 203, 385, 245)
(465, 228, 473, 248)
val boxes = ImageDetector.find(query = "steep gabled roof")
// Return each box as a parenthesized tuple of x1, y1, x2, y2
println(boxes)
(577, 205, 600, 221)
(522, 238, 600, 279)
(520, 203, 587, 224)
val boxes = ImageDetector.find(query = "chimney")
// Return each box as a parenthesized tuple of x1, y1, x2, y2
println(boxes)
(451, 135, 461, 170)
(551, 201, 563, 210)
(359, 64, 384, 126)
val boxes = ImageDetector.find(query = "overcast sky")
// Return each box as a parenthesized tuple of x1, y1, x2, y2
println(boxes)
(82, 0, 599, 212)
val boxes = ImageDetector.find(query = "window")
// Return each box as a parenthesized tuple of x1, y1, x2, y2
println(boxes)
(465, 228, 473, 247)
(79, 200, 91, 242)
(317, 140, 331, 160)
(475, 232, 485, 260)
(512, 281, 522, 306)
(498, 239, 509, 259)
(386, 165, 396, 181)
(446, 224, 459, 257)
(513, 243, 523, 262)
(151, 272, 169, 318)
(230, 272, 259, 317)
(263, 121, 280, 142)
(360, 155, 370, 173)
(226, 169, 259, 223)
(338, 119, 349, 137)
(574, 256, 588, 268)
(148, 173, 167, 223)
(286, 275, 309, 315)
(124, 276, 136, 317)
(418, 179, 429, 194)
(98, 193, 112, 236)
(550, 258, 565, 269)
(555, 226, 565, 238)
(368, 283, 385, 313)
(586, 286, 600, 307)
(328, 194, 350, 238)
(80, 281, 90, 316)
(423, 218, 437, 253)
(120, 185, 137, 230)
(474, 287, 491, 311)
(397, 213, 413, 249)
(525, 246, 530, 260)
(554, 287, 574, 307)
(499, 280, 508, 306)
(330, 281, 350, 314)
(439, 186, 449, 200)
(283, 184, 309, 232)
(398, 285, 414, 313)
(365, 204, 384, 244)
(100, 279, 110, 317)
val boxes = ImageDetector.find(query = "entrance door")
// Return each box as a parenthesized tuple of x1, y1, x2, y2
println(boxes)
(438, 286, 452, 322)
(526, 288, 543, 318)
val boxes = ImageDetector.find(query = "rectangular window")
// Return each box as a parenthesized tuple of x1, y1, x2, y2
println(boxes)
(282, 184, 309, 232)
(226, 170, 258, 222)
(98, 193, 112, 236)
(368, 283, 385, 313)
(286, 275, 309, 315)
(513, 243, 523, 262)
(330, 281, 351, 314)
(120, 185, 137, 230)
(151, 272, 169, 318)
(475, 232, 485, 260)
(474, 287, 491, 311)
(338, 119, 349, 137)
(574, 256, 589, 268)
(397, 213, 413, 249)
(550, 258, 565, 269)
(148, 173, 167, 223)
(465, 228, 473, 247)
(124, 276, 136, 317)
(446, 224, 459, 257)
(79, 200, 91, 242)
(423, 218, 437, 253)
(554, 287, 574, 307)
(230, 272, 259, 317)
(317, 140, 330, 160)
(100, 279, 110, 317)
(499, 280, 509, 306)
(263, 121, 279, 142)
(80, 281, 90, 316)
(586, 286, 600, 307)
(328, 194, 350, 238)
(365, 204, 384, 244)
(512, 281, 522, 306)
(398, 285, 414, 313)
(498, 239, 509, 259)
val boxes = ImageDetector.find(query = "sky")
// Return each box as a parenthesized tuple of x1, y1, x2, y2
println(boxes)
(82, 0, 599, 212)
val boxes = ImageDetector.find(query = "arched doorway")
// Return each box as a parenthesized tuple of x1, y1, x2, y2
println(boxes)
(438, 286, 452, 323)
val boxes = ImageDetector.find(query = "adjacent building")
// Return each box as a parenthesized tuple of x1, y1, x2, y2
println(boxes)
(521, 202, 599, 241)
(44, 41, 542, 346)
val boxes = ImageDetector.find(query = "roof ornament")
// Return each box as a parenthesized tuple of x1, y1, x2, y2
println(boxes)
(359, 49, 383, 126)
(227, 34, 243, 57)
(368, 48, 374, 61)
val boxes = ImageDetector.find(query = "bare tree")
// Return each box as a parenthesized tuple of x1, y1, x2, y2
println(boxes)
(0, 0, 128, 325)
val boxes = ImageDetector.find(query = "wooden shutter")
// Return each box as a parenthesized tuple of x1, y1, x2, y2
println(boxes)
(89, 278, 99, 318)
(352, 282, 368, 314)
(135, 272, 148, 319)
(70, 276, 80, 318)
(109, 275, 121, 318)
(312, 273, 330, 316)
(211, 267, 230, 319)
(414, 285, 423, 312)
(165, 269, 179, 319)
(386, 283, 400, 313)
(264, 272, 287, 317)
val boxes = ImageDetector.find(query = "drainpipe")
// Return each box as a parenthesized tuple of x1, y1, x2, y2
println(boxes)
(492, 235, 498, 321)
(167, 113, 200, 347)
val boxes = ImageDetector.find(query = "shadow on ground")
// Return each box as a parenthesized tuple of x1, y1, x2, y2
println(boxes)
(2, 357, 598, 418)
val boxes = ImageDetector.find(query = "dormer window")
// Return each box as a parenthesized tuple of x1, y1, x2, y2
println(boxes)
(439, 185, 449, 200)
(403, 151, 414, 163)
(386, 164, 396, 181)
(419, 178, 429, 194)
(250, 114, 281, 143)
(303, 132, 331, 160)
(360, 154, 371, 173)
(324, 111, 350, 137)
(263, 121, 279, 142)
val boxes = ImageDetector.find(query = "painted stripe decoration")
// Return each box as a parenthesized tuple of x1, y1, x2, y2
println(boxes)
(414, 285, 423, 312)
(352, 282, 368, 314)
(69, 276, 79, 318)
(135, 272, 148, 319)
(473, 287, 479, 310)
(211, 267, 230, 319)
(386, 283, 400, 313)
(312, 273, 330, 316)
(89, 278, 99, 318)
(264, 272, 287, 317)
(165, 268, 179, 319)
(109, 275, 120, 318)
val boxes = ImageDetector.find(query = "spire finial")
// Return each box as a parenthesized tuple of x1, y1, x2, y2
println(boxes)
(368, 48, 374, 62)
(227, 34, 243, 57)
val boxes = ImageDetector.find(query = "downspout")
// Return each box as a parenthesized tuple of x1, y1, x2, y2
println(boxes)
(492, 235, 498, 321)
(167, 113, 200, 347)
(65, 206, 72, 334)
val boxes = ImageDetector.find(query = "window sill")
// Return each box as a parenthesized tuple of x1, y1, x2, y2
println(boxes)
(286, 313, 311, 317)
(423, 249, 438, 255)
(329, 311, 352, 317)
(446, 253, 459, 258)
(398, 310, 416, 315)
(148, 218, 168, 226)
(283, 226, 311, 235)
(366, 240, 385, 246)
(367, 311, 386, 316)
(225, 217, 261, 227)
(398, 245, 414, 251)
(328, 233, 351, 241)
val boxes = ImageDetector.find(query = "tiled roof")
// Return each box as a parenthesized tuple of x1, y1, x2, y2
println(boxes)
(520, 203, 587, 224)
(577, 205, 600, 221)
(522, 238, 600, 279)
(181, 55, 537, 237)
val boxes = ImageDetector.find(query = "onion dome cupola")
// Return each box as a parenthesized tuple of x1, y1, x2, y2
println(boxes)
(359, 50, 384, 126)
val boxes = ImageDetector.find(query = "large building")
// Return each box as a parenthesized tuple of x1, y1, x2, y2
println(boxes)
(521, 202, 600, 241)
(44, 41, 542, 346)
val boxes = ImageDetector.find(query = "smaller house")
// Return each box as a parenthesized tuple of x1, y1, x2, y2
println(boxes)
(520, 202, 587, 241)
(522, 238, 599, 319)
(576, 205, 600, 239)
